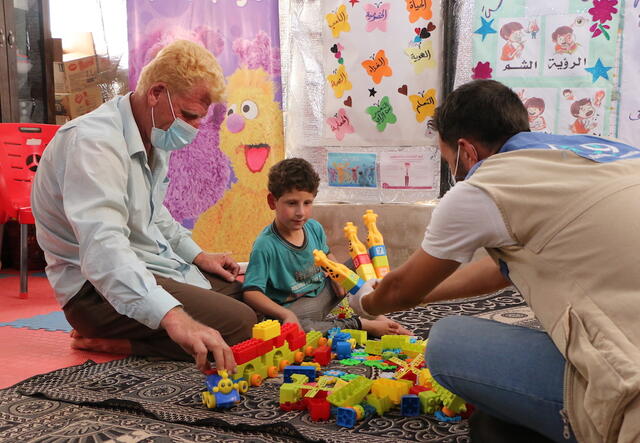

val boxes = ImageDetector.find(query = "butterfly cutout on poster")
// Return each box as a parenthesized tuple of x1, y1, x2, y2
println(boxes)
(330, 43, 345, 65)
(364, 2, 391, 32)
(413, 22, 436, 42)
(361, 49, 393, 84)
(327, 64, 353, 98)
(409, 88, 437, 123)
(327, 108, 355, 141)
(405, 0, 432, 23)
(366, 96, 397, 131)
(326, 4, 352, 38)
(404, 40, 436, 74)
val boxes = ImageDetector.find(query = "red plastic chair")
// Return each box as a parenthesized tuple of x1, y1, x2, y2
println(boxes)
(0, 123, 60, 298)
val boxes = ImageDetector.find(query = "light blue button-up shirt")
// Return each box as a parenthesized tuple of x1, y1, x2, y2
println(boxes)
(31, 93, 211, 329)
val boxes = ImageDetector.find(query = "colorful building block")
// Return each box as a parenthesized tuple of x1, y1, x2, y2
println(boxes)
(283, 365, 317, 384)
(366, 392, 394, 416)
(252, 319, 281, 341)
(313, 249, 364, 295)
(363, 209, 390, 278)
(336, 407, 357, 428)
(344, 222, 377, 281)
(371, 378, 411, 404)
(327, 376, 373, 407)
(342, 329, 367, 346)
(401, 394, 421, 416)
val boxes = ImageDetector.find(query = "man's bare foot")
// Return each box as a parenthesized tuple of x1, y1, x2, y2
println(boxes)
(360, 315, 412, 337)
(70, 330, 132, 355)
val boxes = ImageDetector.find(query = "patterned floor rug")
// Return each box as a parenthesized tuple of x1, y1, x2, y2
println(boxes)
(4, 289, 536, 443)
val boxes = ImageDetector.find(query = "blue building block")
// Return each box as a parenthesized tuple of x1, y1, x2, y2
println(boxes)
(434, 410, 462, 423)
(401, 394, 421, 417)
(335, 341, 352, 359)
(336, 407, 357, 428)
(283, 365, 316, 384)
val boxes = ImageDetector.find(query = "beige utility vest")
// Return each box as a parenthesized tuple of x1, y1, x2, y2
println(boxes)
(467, 149, 640, 443)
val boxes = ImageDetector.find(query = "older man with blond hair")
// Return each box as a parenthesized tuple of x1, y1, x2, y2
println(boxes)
(32, 40, 256, 374)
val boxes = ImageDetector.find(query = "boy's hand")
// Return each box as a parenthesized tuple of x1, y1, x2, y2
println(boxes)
(193, 252, 240, 282)
(280, 311, 302, 329)
(330, 279, 347, 298)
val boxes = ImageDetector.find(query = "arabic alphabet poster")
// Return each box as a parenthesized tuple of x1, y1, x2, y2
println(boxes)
(327, 152, 378, 188)
(470, 0, 622, 137)
(322, 0, 443, 146)
(618, 0, 640, 146)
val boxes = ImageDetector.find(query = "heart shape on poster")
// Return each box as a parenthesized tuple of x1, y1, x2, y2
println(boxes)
(398, 84, 408, 95)
(343, 96, 353, 107)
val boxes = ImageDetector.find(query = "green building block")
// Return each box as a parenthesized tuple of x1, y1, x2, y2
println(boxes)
(366, 392, 394, 415)
(327, 376, 374, 407)
(342, 329, 367, 346)
(306, 331, 323, 349)
(381, 335, 410, 349)
(419, 390, 442, 414)
(280, 383, 301, 404)
(364, 340, 383, 355)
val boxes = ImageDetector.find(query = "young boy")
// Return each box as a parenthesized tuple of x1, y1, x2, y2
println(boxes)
(242, 158, 410, 336)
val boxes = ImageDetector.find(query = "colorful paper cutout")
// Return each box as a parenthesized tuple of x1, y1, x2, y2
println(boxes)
(327, 108, 356, 141)
(408, 88, 436, 123)
(327, 64, 353, 98)
(585, 58, 613, 82)
(405, 0, 432, 23)
(364, 2, 391, 32)
(369, 87, 377, 97)
(472, 61, 493, 79)
(398, 84, 408, 95)
(475, 17, 497, 41)
(404, 41, 436, 74)
(361, 49, 393, 84)
(366, 96, 397, 131)
(414, 22, 436, 42)
(326, 4, 351, 38)
(344, 95, 353, 107)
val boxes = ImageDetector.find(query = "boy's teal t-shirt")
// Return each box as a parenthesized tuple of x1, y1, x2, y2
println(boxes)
(243, 219, 330, 305)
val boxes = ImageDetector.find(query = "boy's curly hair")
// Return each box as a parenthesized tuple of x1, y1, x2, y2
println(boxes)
(268, 158, 320, 199)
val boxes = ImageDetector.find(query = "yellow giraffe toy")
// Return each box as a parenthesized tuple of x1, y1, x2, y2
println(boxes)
(343, 222, 377, 281)
(313, 250, 364, 295)
(363, 210, 390, 278)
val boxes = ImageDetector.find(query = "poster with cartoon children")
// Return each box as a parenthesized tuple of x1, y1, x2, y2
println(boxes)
(496, 17, 541, 77)
(544, 14, 590, 77)
(558, 88, 606, 136)
(516, 87, 556, 133)
(327, 152, 377, 188)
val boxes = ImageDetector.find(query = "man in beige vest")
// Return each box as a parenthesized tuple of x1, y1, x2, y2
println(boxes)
(349, 79, 640, 442)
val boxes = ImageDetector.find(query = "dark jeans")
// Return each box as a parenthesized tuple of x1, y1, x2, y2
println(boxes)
(63, 272, 257, 361)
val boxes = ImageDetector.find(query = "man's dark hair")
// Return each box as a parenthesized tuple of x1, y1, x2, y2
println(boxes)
(432, 80, 530, 153)
(268, 158, 320, 199)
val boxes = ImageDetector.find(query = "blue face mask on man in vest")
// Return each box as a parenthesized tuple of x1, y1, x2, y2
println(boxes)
(150, 89, 198, 151)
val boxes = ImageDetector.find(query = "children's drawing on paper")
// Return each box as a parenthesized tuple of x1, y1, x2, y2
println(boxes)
(516, 87, 557, 133)
(327, 152, 377, 188)
(558, 88, 605, 135)
(544, 14, 590, 77)
(496, 18, 540, 77)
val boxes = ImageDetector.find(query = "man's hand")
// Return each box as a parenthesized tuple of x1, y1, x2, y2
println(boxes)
(161, 307, 236, 373)
(348, 279, 378, 319)
(193, 252, 240, 282)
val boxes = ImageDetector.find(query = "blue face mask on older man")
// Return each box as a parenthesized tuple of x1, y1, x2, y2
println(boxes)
(150, 89, 198, 151)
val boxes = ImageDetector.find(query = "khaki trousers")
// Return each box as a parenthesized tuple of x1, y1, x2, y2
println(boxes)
(63, 273, 257, 361)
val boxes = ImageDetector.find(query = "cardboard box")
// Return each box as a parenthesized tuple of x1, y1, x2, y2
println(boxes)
(55, 85, 103, 119)
(54, 55, 99, 93)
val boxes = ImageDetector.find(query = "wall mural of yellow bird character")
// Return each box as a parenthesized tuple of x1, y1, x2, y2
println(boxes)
(192, 67, 284, 261)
